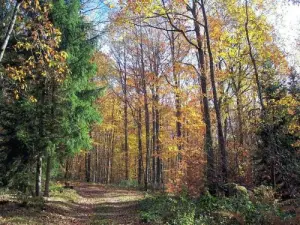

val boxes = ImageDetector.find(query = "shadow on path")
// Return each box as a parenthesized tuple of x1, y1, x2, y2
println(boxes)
(0, 183, 145, 225)
(74, 183, 145, 225)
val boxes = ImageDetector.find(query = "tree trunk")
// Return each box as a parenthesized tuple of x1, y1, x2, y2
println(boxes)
(170, 32, 182, 160)
(124, 92, 129, 181)
(200, 0, 228, 185)
(191, 2, 216, 194)
(36, 77, 45, 197)
(35, 156, 42, 197)
(107, 135, 112, 184)
(152, 90, 157, 188)
(110, 130, 115, 184)
(86, 152, 91, 182)
(245, 0, 264, 111)
(236, 95, 244, 145)
(139, 32, 151, 191)
(137, 107, 143, 185)
(143, 73, 151, 191)
(94, 145, 98, 183)
(155, 103, 161, 187)
(0, 1, 22, 62)
(44, 154, 51, 197)
(65, 158, 70, 180)
(44, 77, 57, 197)
(122, 45, 129, 181)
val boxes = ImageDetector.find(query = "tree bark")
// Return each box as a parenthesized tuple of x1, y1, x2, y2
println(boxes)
(124, 81, 129, 181)
(36, 77, 46, 197)
(85, 152, 91, 182)
(35, 156, 42, 197)
(170, 32, 182, 158)
(121, 45, 129, 181)
(95, 144, 99, 182)
(65, 158, 70, 180)
(245, 0, 265, 111)
(0, 0, 22, 62)
(107, 134, 112, 184)
(137, 108, 143, 186)
(110, 105, 116, 183)
(200, 0, 228, 185)
(139, 31, 151, 191)
(44, 154, 51, 197)
(236, 95, 244, 145)
(152, 90, 157, 188)
(155, 101, 161, 187)
(191, 2, 216, 194)
(143, 70, 151, 191)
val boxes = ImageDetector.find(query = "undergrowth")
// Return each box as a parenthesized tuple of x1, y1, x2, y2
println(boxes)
(139, 185, 296, 225)
(49, 182, 79, 202)
(116, 179, 140, 189)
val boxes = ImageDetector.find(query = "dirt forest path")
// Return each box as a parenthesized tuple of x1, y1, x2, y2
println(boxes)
(0, 183, 146, 225)
(74, 183, 145, 225)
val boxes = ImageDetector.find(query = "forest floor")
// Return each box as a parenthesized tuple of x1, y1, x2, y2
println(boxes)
(0, 182, 146, 225)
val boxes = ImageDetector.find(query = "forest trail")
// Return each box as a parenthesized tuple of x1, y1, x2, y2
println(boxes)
(0, 183, 146, 225)
(76, 183, 145, 225)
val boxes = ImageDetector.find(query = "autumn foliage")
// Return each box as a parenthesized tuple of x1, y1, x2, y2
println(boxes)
(0, 0, 299, 208)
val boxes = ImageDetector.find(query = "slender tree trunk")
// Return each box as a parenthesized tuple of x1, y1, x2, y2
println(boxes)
(191, 2, 216, 194)
(65, 158, 69, 180)
(35, 156, 42, 197)
(107, 135, 112, 184)
(110, 131, 115, 184)
(109, 100, 115, 183)
(106, 133, 110, 183)
(124, 93, 129, 181)
(236, 95, 244, 145)
(139, 33, 151, 191)
(245, 0, 264, 111)
(152, 90, 157, 188)
(143, 74, 150, 191)
(170, 32, 182, 159)
(200, 0, 228, 185)
(85, 153, 88, 182)
(104, 133, 108, 183)
(0, 0, 22, 62)
(86, 152, 91, 182)
(95, 144, 99, 182)
(155, 102, 161, 187)
(44, 154, 51, 197)
(44, 77, 57, 196)
(122, 47, 129, 181)
(137, 107, 143, 185)
(36, 78, 45, 197)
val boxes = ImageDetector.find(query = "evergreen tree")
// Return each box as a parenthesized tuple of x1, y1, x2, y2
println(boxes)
(254, 79, 300, 197)
(51, 0, 102, 181)
(0, 1, 69, 195)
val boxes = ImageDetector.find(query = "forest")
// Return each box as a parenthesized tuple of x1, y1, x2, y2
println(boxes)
(0, 0, 299, 224)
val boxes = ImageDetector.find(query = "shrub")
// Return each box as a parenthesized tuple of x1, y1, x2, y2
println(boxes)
(49, 182, 79, 202)
(195, 190, 280, 224)
(117, 179, 139, 188)
(252, 185, 275, 204)
(49, 182, 64, 193)
(7, 169, 34, 195)
(17, 195, 45, 209)
(140, 194, 195, 225)
(139, 186, 294, 225)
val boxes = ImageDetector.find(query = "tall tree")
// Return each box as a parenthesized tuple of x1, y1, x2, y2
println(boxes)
(50, 0, 102, 185)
